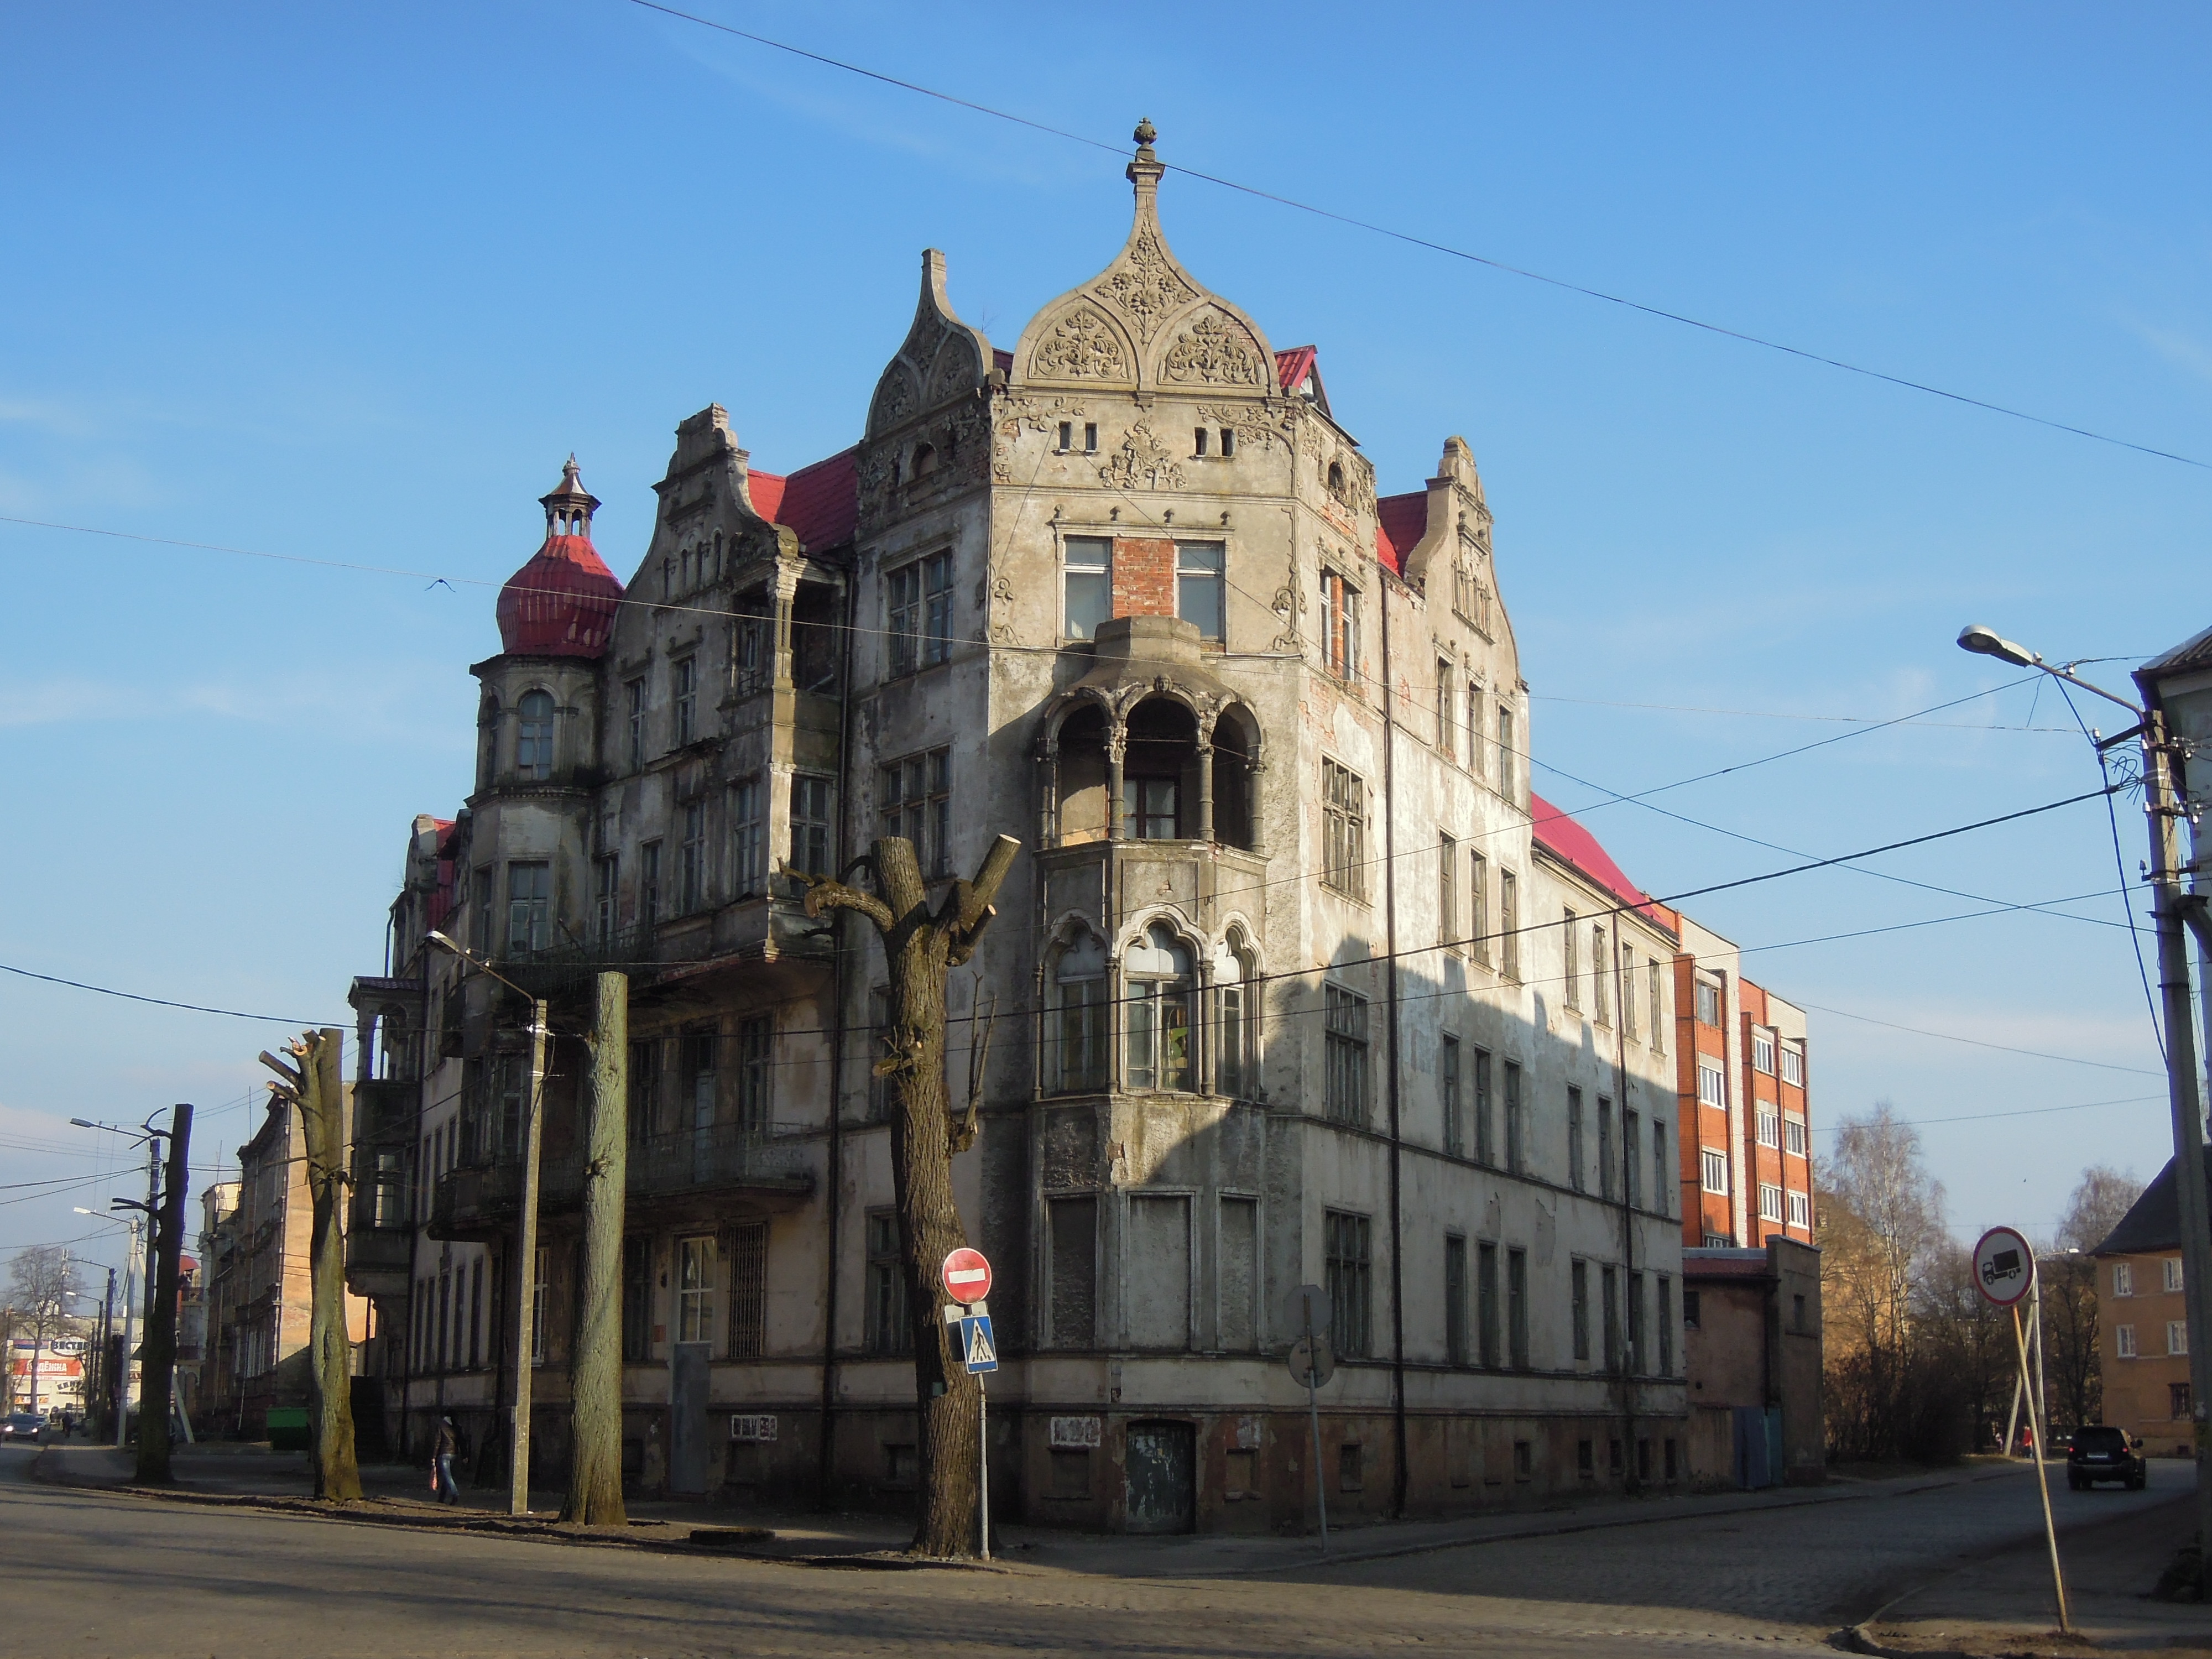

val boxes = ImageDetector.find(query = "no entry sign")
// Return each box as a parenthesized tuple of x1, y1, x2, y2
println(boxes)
(941, 1246, 993, 1304)
(1973, 1226, 2036, 1308)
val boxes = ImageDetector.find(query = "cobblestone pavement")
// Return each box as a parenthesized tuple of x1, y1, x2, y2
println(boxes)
(0, 1446, 2188, 1659)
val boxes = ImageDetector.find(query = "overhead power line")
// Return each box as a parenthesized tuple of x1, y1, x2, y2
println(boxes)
(625, 0, 2212, 474)
(0, 961, 340, 1026)
(1794, 999, 2163, 1077)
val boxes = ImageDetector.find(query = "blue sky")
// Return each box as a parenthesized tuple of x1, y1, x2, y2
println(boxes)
(3, 2, 2208, 1285)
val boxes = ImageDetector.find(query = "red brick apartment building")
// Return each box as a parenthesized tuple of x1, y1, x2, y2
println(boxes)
(1664, 914, 1813, 1250)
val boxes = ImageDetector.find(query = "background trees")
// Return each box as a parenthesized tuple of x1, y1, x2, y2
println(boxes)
(1821, 1105, 2142, 1462)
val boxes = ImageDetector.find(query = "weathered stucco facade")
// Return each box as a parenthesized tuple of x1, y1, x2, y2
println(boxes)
(348, 127, 1710, 1531)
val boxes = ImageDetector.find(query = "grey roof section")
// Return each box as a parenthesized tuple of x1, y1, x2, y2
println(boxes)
(2138, 624, 2212, 686)
(2091, 1146, 2212, 1257)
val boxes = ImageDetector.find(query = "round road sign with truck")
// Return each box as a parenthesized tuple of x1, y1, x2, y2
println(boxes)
(1973, 1226, 2035, 1307)
(941, 1247, 993, 1305)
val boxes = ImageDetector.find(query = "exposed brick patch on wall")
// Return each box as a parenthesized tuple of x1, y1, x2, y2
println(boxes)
(1113, 537, 1175, 619)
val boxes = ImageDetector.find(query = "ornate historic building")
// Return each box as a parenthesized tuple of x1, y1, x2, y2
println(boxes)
(347, 124, 1739, 1528)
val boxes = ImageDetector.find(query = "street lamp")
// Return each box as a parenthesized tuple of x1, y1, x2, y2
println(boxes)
(73, 1207, 140, 1444)
(424, 928, 547, 1516)
(1958, 624, 2212, 1566)
(70, 1115, 171, 1449)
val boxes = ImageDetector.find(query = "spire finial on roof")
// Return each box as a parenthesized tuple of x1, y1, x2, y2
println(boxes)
(1134, 116, 1157, 154)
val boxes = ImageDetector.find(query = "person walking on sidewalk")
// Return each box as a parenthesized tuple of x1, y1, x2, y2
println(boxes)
(433, 1417, 460, 1505)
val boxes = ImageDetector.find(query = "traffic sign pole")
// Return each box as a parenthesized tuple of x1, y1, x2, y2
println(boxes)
(978, 1373, 989, 1562)
(1975, 1226, 2068, 1635)
(942, 1249, 996, 1562)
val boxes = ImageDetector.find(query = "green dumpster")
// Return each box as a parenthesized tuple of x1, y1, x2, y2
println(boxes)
(265, 1406, 311, 1451)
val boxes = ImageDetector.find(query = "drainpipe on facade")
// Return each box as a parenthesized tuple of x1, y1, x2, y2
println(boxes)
(1378, 572, 1410, 1519)
(1611, 939, 1638, 1494)
(816, 564, 859, 1508)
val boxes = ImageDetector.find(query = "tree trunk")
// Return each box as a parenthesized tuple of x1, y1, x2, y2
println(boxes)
(134, 1104, 192, 1485)
(802, 833, 1019, 1558)
(301, 1030, 362, 1500)
(262, 1030, 361, 1500)
(562, 973, 629, 1527)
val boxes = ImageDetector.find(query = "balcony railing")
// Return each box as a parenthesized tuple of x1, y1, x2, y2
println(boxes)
(431, 1119, 812, 1240)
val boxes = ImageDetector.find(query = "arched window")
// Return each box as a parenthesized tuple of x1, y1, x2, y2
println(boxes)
(1051, 931, 1108, 1094)
(1213, 933, 1258, 1099)
(1126, 922, 1194, 1093)
(912, 442, 938, 479)
(1326, 461, 1346, 502)
(517, 690, 555, 780)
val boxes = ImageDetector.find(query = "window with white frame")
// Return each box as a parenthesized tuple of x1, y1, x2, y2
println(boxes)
(1759, 1183, 1783, 1223)
(2114, 1262, 2133, 1296)
(1321, 568, 1360, 681)
(888, 550, 953, 676)
(676, 1235, 717, 1345)
(1785, 1115, 1808, 1156)
(1753, 1031, 1776, 1073)
(1697, 1061, 1725, 1109)
(1062, 536, 1110, 640)
(1700, 1147, 1730, 1195)
(1756, 1105, 1780, 1148)
(2166, 1258, 2185, 1293)
(1176, 540, 1224, 640)
(1780, 1045, 1803, 1086)
(2116, 1323, 2137, 1358)
(2168, 1321, 2189, 1357)
(1125, 924, 1195, 1093)
(1787, 1190, 1809, 1229)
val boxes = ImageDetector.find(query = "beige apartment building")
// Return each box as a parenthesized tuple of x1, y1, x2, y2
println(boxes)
(343, 126, 1819, 1531)
(2093, 1149, 2205, 1458)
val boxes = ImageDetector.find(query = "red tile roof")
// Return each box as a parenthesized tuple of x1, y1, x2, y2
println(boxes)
(745, 447, 859, 555)
(1531, 791, 1670, 927)
(1274, 345, 1317, 394)
(495, 533, 624, 658)
(1375, 491, 1427, 576)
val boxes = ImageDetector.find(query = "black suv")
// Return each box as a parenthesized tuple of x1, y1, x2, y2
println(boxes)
(2066, 1423, 2146, 1490)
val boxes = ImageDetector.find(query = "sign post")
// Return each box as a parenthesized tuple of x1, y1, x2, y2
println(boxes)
(1283, 1284, 1334, 1554)
(1974, 1226, 2068, 1634)
(942, 1249, 995, 1561)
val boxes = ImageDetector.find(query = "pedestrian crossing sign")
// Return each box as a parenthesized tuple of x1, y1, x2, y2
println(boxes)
(958, 1314, 998, 1375)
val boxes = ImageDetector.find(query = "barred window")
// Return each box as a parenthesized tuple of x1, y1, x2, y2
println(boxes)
(1324, 1210, 1372, 1358)
(881, 748, 952, 878)
(1322, 759, 1366, 898)
(727, 1223, 766, 1359)
(1323, 984, 1369, 1124)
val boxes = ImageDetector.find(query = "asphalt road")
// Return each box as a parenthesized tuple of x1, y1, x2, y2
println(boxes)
(0, 1443, 2189, 1658)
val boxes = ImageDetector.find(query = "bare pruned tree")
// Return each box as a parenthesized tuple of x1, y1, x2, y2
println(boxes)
(6, 1246, 84, 1417)
(2041, 1165, 2145, 1429)
(796, 832, 1019, 1558)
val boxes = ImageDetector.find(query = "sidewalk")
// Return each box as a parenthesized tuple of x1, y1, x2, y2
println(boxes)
(32, 1439, 2040, 1578)
(1857, 1493, 2212, 1657)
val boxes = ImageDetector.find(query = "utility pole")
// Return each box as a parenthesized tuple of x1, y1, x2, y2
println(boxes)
(508, 998, 548, 1516)
(97, 1269, 115, 1441)
(135, 1104, 193, 1483)
(2136, 700, 2212, 1575)
(113, 1218, 139, 1449)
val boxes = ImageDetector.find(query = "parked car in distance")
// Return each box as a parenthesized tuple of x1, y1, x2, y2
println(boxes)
(2067, 1423, 2145, 1490)
(1, 1412, 45, 1442)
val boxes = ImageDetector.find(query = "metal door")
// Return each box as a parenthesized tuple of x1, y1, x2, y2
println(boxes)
(1124, 1420, 1196, 1533)
(670, 1342, 711, 1495)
